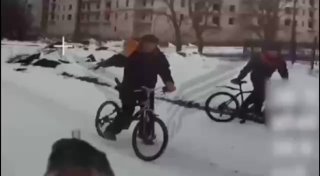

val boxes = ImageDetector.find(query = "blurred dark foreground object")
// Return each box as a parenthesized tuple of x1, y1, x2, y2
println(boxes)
(45, 138, 115, 176)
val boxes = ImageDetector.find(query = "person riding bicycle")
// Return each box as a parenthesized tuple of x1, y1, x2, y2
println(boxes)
(93, 34, 176, 141)
(231, 42, 289, 123)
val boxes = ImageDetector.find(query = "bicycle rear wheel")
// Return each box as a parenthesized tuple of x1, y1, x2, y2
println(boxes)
(95, 101, 121, 137)
(205, 92, 239, 122)
(132, 116, 168, 161)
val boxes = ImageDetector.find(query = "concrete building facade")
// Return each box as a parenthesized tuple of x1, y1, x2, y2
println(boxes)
(46, 0, 78, 37)
(45, 0, 319, 44)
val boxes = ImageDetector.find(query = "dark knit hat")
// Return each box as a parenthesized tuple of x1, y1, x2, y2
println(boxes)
(140, 34, 159, 44)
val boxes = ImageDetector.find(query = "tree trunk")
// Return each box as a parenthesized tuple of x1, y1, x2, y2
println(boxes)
(311, 37, 317, 70)
(73, 0, 82, 41)
(171, 17, 182, 52)
(195, 29, 204, 54)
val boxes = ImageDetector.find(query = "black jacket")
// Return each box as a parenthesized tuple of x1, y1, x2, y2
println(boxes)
(237, 53, 288, 85)
(98, 50, 174, 91)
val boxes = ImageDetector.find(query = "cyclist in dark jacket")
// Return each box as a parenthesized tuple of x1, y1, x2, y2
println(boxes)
(231, 43, 288, 122)
(95, 35, 176, 140)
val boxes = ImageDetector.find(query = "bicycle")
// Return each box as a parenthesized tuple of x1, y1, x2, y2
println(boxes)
(95, 78, 169, 161)
(204, 80, 265, 124)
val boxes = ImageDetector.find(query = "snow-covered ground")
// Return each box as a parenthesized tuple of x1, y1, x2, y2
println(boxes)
(1, 41, 319, 176)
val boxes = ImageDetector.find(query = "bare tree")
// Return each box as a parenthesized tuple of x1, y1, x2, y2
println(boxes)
(239, 0, 285, 43)
(117, 0, 183, 52)
(188, 0, 221, 54)
(73, 0, 83, 41)
(1, 0, 33, 40)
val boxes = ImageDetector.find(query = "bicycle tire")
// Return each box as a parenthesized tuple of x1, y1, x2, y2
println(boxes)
(205, 92, 240, 122)
(95, 101, 121, 137)
(132, 117, 169, 161)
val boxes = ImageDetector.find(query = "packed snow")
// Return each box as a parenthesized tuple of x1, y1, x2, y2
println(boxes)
(1, 41, 319, 176)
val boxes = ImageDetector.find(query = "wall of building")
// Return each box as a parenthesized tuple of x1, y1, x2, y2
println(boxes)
(44, 0, 318, 44)
(46, 0, 78, 37)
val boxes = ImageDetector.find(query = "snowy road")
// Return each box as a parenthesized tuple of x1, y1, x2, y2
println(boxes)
(2, 42, 319, 176)
(2, 79, 264, 176)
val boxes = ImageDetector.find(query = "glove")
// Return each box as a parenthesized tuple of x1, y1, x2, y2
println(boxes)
(162, 87, 168, 93)
(231, 78, 241, 84)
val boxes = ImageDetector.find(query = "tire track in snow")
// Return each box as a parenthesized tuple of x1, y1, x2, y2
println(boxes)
(166, 61, 243, 139)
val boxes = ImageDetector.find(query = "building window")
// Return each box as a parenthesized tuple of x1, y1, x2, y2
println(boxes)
(115, 13, 118, 19)
(50, 14, 54, 21)
(124, 13, 128, 20)
(82, 3, 85, 9)
(63, 5, 65, 11)
(285, 7, 292, 14)
(81, 14, 85, 20)
(96, 13, 100, 20)
(309, 11, 314, 18)
(309, 0, 314, 6)
(151, 0, 154, 6)
(88, 3, 90, 10)
(142, 0, 147, 6)
(87, 14, 90, 20)
(97, 3, 100, 9)
(126, 0, 129, 7)
(284, 18, 291, 26)
(141, 13, 146, 20)
(302, 9, 305, 15)
(114, 26, 117, 32)
(56, 15, 59, 20)
(116, 0, 119, 8)
(106, 1, 111, 8)
(212, 16, 220, 25)
(180, 14, 184, 21)
(228, 17, 234, 25)
(27, 4, 32, 10)
(181, 0, 185, 7)
(302, 0, 305, 4)
(195, 1, 205, 10)
(62, 14, 65, 20)
(69, 4, 72, 10)
(308, 21, 313, 28)
(213, 3, 220, 11)
(68, 14, 72, 20)
(302, 21, 305, 27)
(105, 13, 110, 20)
(229, 5, 235, 12)
(51, 4, 56, 11)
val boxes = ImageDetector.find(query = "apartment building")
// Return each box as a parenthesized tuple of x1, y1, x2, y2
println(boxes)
(24, 0, 46, 34)
(45, 0, 319, 44)
(278, 0, 319, 43)
(47, 0, 78, 37)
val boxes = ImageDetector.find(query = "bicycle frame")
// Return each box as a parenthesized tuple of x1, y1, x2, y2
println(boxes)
(217, 84, 253, 104)
(133, 87, 158, 121)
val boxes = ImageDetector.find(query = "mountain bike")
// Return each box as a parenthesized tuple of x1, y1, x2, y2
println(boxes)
(205, 80, 265, 124)
(95, 78, 169, 161)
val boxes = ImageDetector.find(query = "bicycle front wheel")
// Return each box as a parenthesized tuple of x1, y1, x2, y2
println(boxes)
(132, 116, 169, 161)
(95, 101, 121, 137)
(205, 92, 239, 122)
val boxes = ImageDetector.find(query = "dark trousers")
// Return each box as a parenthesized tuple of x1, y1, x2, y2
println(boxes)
(107, 91, 155, 135)
(240, 81, 265, 117)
